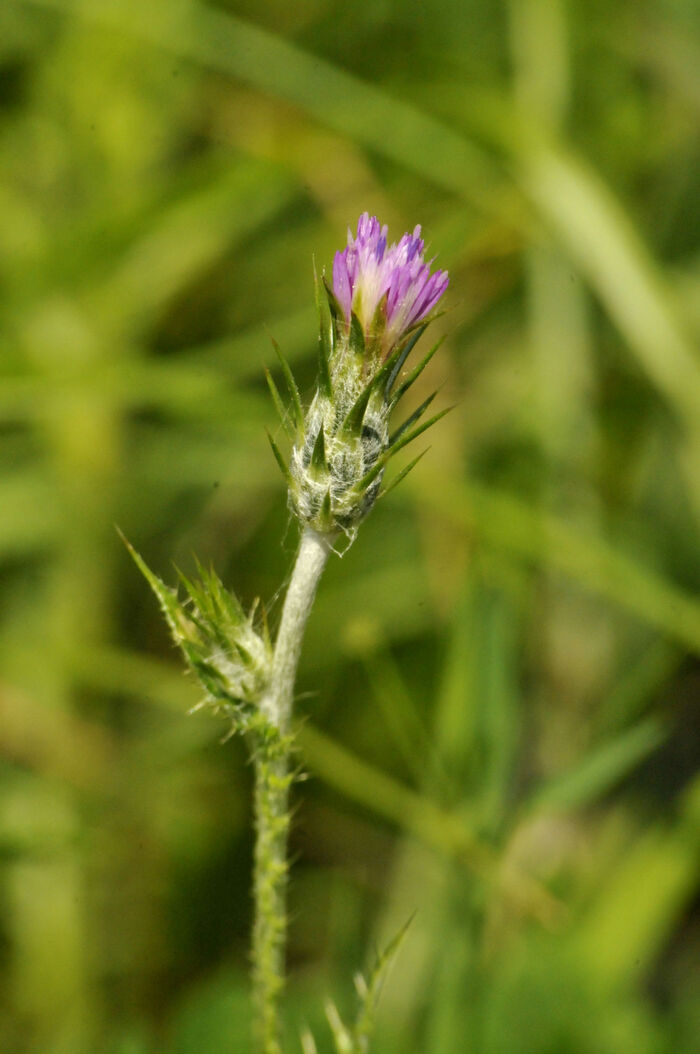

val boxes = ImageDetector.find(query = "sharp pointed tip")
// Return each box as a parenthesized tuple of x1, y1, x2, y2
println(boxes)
(114, 524, 129, 547)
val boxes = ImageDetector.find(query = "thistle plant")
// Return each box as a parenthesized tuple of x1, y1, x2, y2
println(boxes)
(127, 213, 448, 1054)
(281, 213, 449, 537)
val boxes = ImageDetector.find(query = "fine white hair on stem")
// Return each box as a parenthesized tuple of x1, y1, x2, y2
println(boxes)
(260, 527, 333, 732)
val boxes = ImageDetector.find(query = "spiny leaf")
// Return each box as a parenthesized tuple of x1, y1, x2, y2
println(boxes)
(186, 655, 232, 703)
(314, 275, 341, 397)
(265, 367, 295, 440)
(378, 448, 429, 501)
(353, 449, 391, 494)
(232, 637, 255, 667)
(384, 323, 427, 395)
(319, 488, 332, 531)
(389, 390, 437, 445)
(317, 323, 333, 398)
(182, 557, 246, 631)
(367, 325, 423, 400)
(266, 429, 292, 483)
(390, 404, 454, 458)
(310, 423, 327, 473)
(196, 557, 245, 624)
(120, 532, 269, 735)
(350, 311, 365, 357)
(314, 264, 335, 367)
(352, 405, 450, 496)
(322, 273, 344, 330)
(352, 913, 415, 1051)
(391, 336, 444, 406)
(268, 333, 303, 430)
(341, 381, 374, 438)
(174, 565, 206, 610)
(312, 258, 333, 349)
(119, 531, 185, 638)
(173, 567, 218, 642)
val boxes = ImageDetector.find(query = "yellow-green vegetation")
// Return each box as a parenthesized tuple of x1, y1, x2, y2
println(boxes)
(1, 1, 699, 1053)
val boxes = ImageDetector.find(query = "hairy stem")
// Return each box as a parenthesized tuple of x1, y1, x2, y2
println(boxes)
(251, 527, 332, 1054)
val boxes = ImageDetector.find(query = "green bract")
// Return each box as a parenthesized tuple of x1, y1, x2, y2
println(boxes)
(268, 273, 449, 539)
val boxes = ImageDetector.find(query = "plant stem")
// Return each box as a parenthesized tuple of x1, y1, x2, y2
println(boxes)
(251, 527, 332, 1054)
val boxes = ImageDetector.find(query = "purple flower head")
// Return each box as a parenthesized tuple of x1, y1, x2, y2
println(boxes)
(332, 213, 448, 354)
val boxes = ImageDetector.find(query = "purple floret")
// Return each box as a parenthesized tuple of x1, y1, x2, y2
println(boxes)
(332, 212, 448, 354)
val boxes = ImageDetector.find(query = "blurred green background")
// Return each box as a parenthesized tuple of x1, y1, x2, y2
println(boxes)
(1, 0, 699, 1052)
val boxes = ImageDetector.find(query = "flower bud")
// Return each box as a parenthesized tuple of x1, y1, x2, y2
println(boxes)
(281, 213, 448, 538)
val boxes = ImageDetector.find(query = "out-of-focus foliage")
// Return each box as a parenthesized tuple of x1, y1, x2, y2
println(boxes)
(1, 0, 699, 1052)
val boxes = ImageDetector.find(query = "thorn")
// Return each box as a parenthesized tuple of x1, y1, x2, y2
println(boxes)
(378, 448, 429, 500)
(266, 429, 291, 483)
(310, 423, 327, 473)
